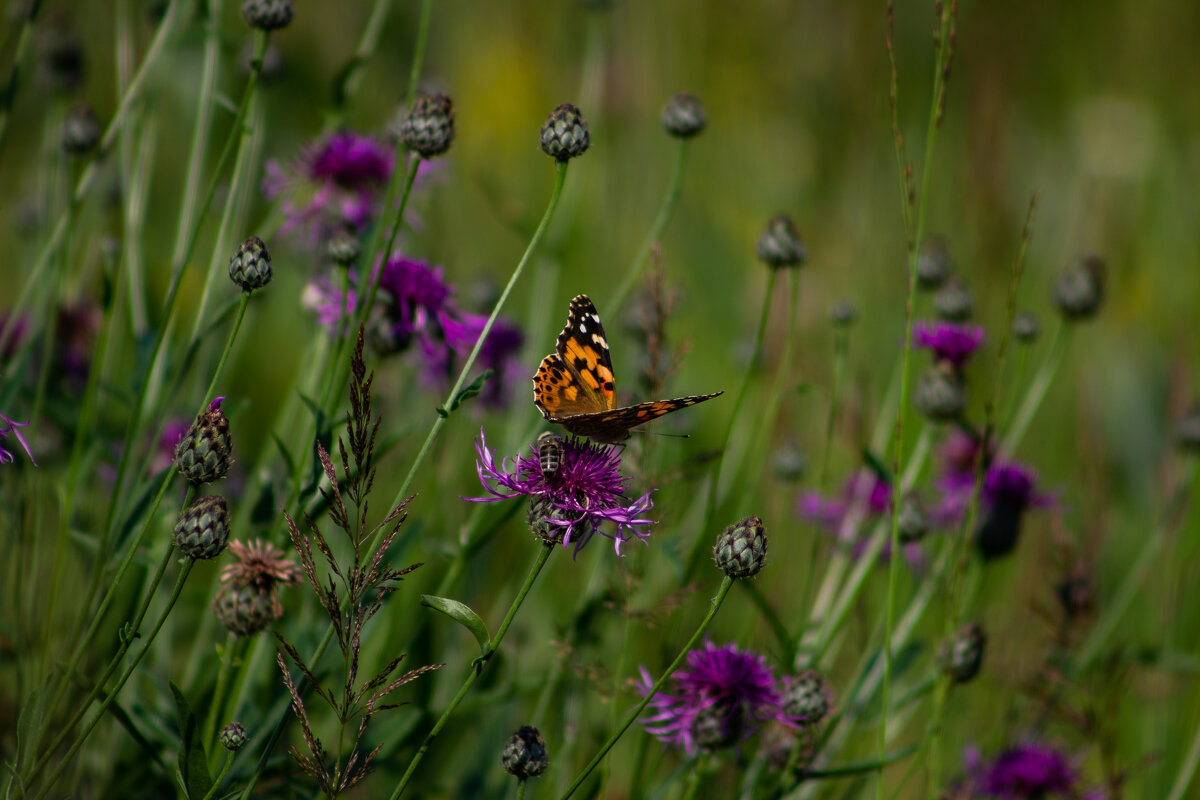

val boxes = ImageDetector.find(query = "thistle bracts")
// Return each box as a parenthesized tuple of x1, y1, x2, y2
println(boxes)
(173, 495, 230, 560)
(939, 622, 986, 684)
(713, 516, 767, 578)
(661, 91, 707, 139)
(220, 722, 247, 752)
(242, 0, 293, 31)
(540, 103, 591, 161)
(229, 235, 273, 292)
(175, 397, 232, 485)
(501, 726, 549, 782)
(756, 214, 807, 269)
(395, 92, 456, 158)
(1053, 255, 1105, 321)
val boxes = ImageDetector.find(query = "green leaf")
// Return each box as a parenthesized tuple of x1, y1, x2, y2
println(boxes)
(15, 684, 46, 772)
(442, 369, 494, 416)
(421, 595, 490, 654)
(169, 682, 212, 799)
(272, 435, 296, 479)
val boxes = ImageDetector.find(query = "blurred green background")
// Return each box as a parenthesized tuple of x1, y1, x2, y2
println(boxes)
(3, 0, 1200, 796)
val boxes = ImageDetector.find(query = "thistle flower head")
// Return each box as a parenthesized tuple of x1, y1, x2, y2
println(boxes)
(939, 622, 986, 683)
(933, 277, 974, 321)
(174, 495, 231, 560)
(0, 411, 36, 467)
(228, 235, 273, 292)
(1012, 311, 1040, 344)
(913, 321, 985, 366)
(61, 103, 100, 156)
(966, 743, 1078, 798)
(220, 722, 247, 752)
(540, 103, 591, 161)
(265, 131, 436, 241)
(756, 214, 807, 269)
(220, 538, 300, 593)
(175, 397, 232, 485)
(661, 91, 707, 139)
(916, 236, 952, 290)
(933, 454, 1052, 559)
(782, 669, 832, 726)
(713, 516, 768, 578)
(395, 92, 456, 158)
(1053, 255, 1105, 321)
(640, 642, 791, 755)
(467, 430, 654, 556)
(214, 584, 278, 637)
(242, 0, 293, 31)
(914, 361, 967, 422)
(501, 726, 549, 781)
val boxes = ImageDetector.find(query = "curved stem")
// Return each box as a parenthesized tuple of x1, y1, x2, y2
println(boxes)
(390, 544, 555, 798)
(687, 270, 778, 580)
(560, 577, 734, 799)
(607, 139, 690, 315)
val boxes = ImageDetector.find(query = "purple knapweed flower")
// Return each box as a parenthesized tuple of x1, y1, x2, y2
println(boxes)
(914, 321, 985, 366)
(639, 641, 795, 755)
(467, 430, 654, 556)
(264, 131, 439, 241)
(933, 451, 1053, 559)
(305, 254, 523, 406)
(0, 411, 36, 466)
(965, 743, 1078, 798)
(799, 471, 923, 566)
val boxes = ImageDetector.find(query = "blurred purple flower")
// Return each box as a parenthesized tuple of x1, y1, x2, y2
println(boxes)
(467, 430, 654, 556)
(914, 321, 984, 366)
(153, 418, 191, 474)
(639, 641, 797, 756)
(933, 450, 1053, 559)
(304, 255, 523, 405)
(264, 131, 438, 241)
(799, 471, 923, 566)
(0, 411, 36, 466)
(965, 743, 1078, 798)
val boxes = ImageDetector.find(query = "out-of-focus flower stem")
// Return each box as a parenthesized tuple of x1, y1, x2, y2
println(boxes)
(560, 577, 734, 800)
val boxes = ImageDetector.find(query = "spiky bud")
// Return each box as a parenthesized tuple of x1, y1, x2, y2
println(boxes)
(220, 722, 247, 752)
(830, 301, 857, 328)
(174, 495, 231, 560)
(897, 493, 928, 544)
(695, 703, 745, 752)
(783, 669, 831, 726)
(396, 92, 456, 159)
(327, 229, 360, 267)
(1175, 400, 1200, 453)
(229, 235, 272, 292)
(501, 725, 549, 781)
(713, 515, 767, 578)
(1012, 311, 1040, 344)
(61, 104, 100, 156)
(756, 214, 807, 269)
(1053, 255, 1105, 321)
(772, 443, 806, 482)
(527, 496, 576, 545)
(661, 91, 706, 139)
(214, 584, 277, 637)
(175, 397, 233, 485)
(932, 278, 973, 321)
(539, 103, 591, 162)
(916, 236, 952, 290)
(939, 622, 986, 684)
(242, 0, 293, 31)
(914, 362, 965, 422)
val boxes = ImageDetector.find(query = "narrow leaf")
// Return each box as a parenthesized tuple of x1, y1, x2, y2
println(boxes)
(420, 595, 490, 654)
(169, 682, 212, 799)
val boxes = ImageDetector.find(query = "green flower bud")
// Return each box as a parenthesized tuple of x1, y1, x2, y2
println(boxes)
(61, 104, 100, 156)
(661, 91, 707, 139)
(220, 722, 247, 752)
(540, 103, 591, 162)
(914, 362, 965, 422)
(756, 215, 807, 269)
(1053, 255, 1105, 321)
(174, 495, 231, 560)
(713, 516, 767, 578)
(916, 236, 952, 290)
(242, 0, 293, 31)
(783, 669, 831, 726)
(897, 493, 928, 544)
(1012, 311, 1040, 344)
(396, 92, 456, 159)
(327, 229, 361, 267)
(229, 235, 272, 292)
(214, 584, 277, 637)
(501, 725, 549, 781)
(939, 622, 986, 684)
(932, 277, 973, 321)
(175, 398, 233, 485)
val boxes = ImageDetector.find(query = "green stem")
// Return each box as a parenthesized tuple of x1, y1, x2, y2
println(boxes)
(0, 0, 185, 356)
(1167, 709, 1200, 800)
(378, 161, 570, 534)
(607, 139, 690, 315)
(1000, 322, 1068, 457)
(560, 577, 735, 799)
(0, 0, 41, 158)
(34, 557, 195, 800)
(202, 635, 240, 771)
(200, 751, 234, 800)
(390, 544, 555, 798)
(688, 270, 778, 580)
(198, 295, 251, 418)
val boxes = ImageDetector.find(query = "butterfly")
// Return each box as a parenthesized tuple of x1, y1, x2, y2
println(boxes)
(532, 295, 723, 444)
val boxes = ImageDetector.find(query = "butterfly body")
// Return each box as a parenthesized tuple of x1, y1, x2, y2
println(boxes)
(532, 295, 722, 444)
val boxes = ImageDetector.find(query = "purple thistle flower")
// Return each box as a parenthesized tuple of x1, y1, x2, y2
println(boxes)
(0, 411, 36, 466)
(638, 642, 794, 756)
(966, 743, 1078, 798)
(467, 430, 654, 555)
(914, 321, 985, 366)
(264, 131, 439, 241)
(799, 471, 923, 567)
(932, 452, 1053, 559)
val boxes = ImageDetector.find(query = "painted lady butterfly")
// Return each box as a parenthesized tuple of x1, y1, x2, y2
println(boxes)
(532, 295, 722, 443)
